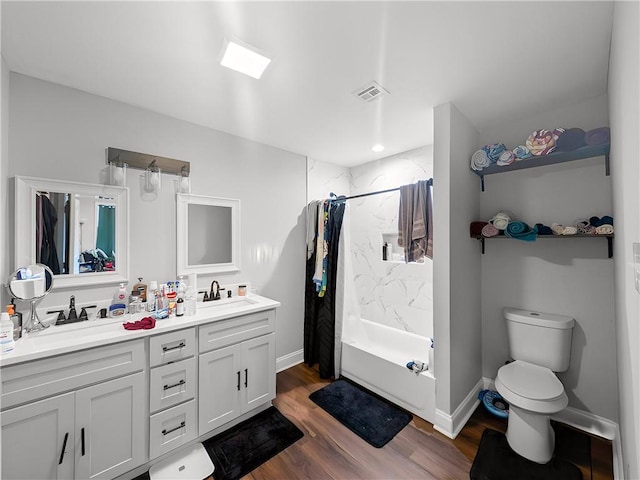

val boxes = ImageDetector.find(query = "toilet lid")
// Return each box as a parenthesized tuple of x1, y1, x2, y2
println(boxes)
(498, 361, 564, 400)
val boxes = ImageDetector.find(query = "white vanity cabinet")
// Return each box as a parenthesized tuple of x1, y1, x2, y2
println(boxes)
(198, 310, 276, 435)
(0, 340, 146, 480)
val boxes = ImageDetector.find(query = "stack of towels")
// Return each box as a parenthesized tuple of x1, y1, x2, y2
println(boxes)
(470, 214, 614, 242)
(470, 127, 610, 172)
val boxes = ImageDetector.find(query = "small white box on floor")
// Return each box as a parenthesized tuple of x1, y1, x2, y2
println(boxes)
(149, 443, 214, 480)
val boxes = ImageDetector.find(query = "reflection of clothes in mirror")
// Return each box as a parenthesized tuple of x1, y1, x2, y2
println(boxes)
(36, 193, 61, 274)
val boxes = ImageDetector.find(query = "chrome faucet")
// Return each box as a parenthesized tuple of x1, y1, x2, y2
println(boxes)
(209, 281, 221, 301)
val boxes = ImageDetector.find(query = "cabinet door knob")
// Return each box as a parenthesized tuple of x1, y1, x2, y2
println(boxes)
(58, 432, 69, 465)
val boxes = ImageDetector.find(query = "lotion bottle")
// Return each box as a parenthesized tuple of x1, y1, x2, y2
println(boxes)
(1, 312, 16, 354)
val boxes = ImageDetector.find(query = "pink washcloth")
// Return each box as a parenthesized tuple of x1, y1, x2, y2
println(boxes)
(123, 317, 156, 330)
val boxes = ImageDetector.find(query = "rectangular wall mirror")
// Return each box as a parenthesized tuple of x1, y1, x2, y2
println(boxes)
(14, 176, 129, 289)
(176, 194, 240, 276)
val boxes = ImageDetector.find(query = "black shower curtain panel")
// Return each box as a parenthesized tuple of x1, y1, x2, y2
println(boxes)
(304, 199, 345, 379)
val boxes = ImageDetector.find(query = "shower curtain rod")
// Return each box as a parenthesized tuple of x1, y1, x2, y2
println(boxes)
(333, 178, 433, 202)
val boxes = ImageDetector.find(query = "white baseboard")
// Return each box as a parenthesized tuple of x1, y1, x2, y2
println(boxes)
(434, 378, 483, 439)
(552, 406, 623, 479)
(276, 349, 303, 373)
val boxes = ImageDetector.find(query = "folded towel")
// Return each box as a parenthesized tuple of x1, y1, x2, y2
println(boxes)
(482, 143, 507, 163)
(526, 129, 557, 156)
(552, 128, 566, 141)
(470, 221, 488, 237)
(481, 223, 500, 237)
(512, 145, 532, 160)
(596, 224, 614, 235)
(585, 127, 610, 146)
(552, 223, 565, 235)
(497, 150, 515, 166)
(505, 221, 538, 242)
(471, 149, 491, 171)
(556, 128, 587, 151)
(123, 317, 156, 330)
(562, 226, 578, 235)
(534, 223, 554, 235)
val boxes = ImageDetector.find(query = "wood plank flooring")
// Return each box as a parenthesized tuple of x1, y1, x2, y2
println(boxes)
(244, 363, 614, 480)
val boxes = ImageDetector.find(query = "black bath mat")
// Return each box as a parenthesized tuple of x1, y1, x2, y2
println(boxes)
(202, 406, 303, 480)
(470, 428, 582, 480)
(309, 378, 412, 448)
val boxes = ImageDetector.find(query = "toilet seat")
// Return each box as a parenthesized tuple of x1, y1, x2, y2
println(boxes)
(496, 360, 568, 414)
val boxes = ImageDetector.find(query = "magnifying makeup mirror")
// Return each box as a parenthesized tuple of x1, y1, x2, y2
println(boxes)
(7, 264, 54, 333)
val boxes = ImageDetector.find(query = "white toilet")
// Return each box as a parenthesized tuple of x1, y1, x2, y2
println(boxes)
(495, 307, 575, 464)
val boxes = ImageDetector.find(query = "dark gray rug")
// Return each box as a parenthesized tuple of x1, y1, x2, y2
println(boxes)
(309, 378, 412, 448)
(470, 428, 582, 480)
(202, 406, 303, 480)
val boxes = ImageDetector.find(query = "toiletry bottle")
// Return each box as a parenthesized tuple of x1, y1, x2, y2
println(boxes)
(132, 277, 147, 302)
(147, 281, 158, 312)
(1, 312, 16, 354)
(113, 283, 127, 305)
(7, 303, 22, 340)
(176, 296, 184, 317)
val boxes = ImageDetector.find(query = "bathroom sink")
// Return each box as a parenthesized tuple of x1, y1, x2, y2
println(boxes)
(198, 296, 258, 310)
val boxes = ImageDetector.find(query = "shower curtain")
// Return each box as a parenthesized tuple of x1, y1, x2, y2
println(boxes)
(304, 198, 346, 379)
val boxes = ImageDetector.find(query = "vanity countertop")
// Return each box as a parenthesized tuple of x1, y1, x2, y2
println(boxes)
(0, 294, 280, 367)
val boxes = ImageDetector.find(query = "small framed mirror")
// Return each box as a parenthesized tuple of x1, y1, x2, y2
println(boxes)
(7, 264, 54, 332)
(14, 176, 129, 289)
(176, 194, 240, 276)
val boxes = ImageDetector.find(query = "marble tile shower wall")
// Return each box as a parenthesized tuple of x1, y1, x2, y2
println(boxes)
(307, 146, 434, 338)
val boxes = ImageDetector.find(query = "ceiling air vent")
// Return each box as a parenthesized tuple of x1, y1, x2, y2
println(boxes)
(353, 81, 389, 102)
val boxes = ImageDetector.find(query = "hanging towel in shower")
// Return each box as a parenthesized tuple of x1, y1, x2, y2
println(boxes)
(313, 201, 327, 292)
(398, 179, 433, 262)
(306, 200, 320, 260)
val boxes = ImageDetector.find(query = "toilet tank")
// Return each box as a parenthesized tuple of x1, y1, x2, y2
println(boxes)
(504, 308, 575, 372)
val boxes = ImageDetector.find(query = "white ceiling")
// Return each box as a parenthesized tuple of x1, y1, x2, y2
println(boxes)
(1, 1, 614, 167)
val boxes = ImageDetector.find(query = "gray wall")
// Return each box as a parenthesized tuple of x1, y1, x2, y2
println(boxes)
(609, 2, 640, 478)
(433, 102, 482, 415)
(3, 73, 306, 361)
(477, 94, 617, 421)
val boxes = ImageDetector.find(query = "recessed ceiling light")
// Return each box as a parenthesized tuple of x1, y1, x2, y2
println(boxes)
(220, 38, 271, 79)
(372, 144, 385, 153)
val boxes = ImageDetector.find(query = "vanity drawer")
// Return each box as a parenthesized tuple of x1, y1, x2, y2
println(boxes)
(149, 328, 196, 367)
(150, 358, 196, 414)
(199, 310, 276, 353)
(1, 340, 145, 409)
(149, 399, 197, 460)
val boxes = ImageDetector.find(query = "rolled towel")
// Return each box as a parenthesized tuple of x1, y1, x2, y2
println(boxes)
(470, 221, 488, 237)
(600, 215, 614, 225)
(497, 150, 515, 166)
(556, 128, 587, 151)
(526, 129, 557, 156)
(562, 226, 578, 235)
(482, 143, 507, 163)
(513, 145, 532, 160)
(589, 216, 601, 227)
(490, 211, 511, 230)
(596, 224, 614, 235)
(535, 223, 554, 235)
(576, 220, 596, 234)
(505, 221, 538, 242)
(585, 127, 610, 146)
(552, 127, 566, 141)
(481, 223, 500, 237)
(471, 149, 491, 171)
(551, 223, 565, 235)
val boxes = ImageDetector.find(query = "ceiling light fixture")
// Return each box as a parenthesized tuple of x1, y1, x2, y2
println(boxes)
(220, 38, 271, 79)
(372, 144, 385, 153)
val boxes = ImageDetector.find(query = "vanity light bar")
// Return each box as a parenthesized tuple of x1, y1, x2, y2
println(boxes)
(106, 148, 190, 176)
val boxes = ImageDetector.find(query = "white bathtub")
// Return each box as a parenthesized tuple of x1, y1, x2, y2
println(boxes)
(340, 318, 436, 423)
